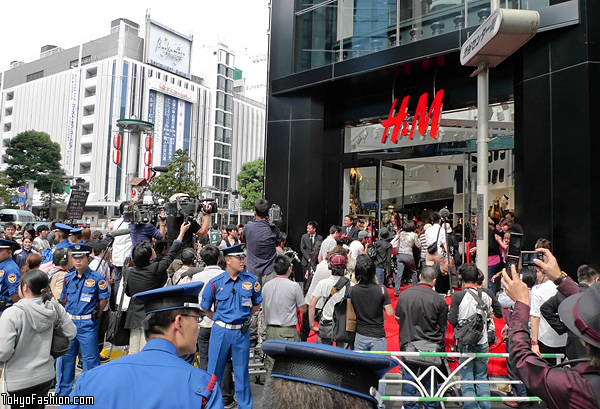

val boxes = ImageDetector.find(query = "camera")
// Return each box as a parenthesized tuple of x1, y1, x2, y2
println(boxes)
(268, 204, 282, 227)
(521, 251, 544, 266)
(123, 204, 163, 225)
(507, 232, 523, 258)
(166, 195, 218, 222)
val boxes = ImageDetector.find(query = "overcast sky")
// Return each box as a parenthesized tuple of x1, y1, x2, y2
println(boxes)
(0, 0, 270, 71)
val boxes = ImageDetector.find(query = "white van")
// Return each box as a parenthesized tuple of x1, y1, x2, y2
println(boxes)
(0, 209, 36, 231)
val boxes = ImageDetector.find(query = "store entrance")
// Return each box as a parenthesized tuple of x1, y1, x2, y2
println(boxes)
(348, 161, 405, 233)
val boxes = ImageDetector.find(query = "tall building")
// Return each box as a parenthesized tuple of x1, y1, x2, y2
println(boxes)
(0, 17, 265, 224)
(265, 0, 593, 274)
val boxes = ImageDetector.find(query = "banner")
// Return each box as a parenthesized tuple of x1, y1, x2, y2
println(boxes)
(65, 70, 81, 176)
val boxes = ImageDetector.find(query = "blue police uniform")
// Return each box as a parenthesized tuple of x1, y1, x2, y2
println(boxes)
(54, 240, 72, 250)
(56, 266, 110, 396)
(62, 282, 223, 409)
(202, 266, 262, 409)
(0, 257, 20, 316)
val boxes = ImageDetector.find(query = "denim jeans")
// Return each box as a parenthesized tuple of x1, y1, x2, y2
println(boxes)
(376, 268, 385, 286)
(459, 343, 491, 409)
(354, 332, 387, 352)
(487, 262, 503, 295)
(395, 253, 416, 292)
(401, 362, 439, 409)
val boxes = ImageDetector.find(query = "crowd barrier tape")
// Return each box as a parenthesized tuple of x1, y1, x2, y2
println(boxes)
(361, 350, 565, 405)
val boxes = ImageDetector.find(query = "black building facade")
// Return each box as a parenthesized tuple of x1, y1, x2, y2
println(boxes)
(265, 0, 595, 274)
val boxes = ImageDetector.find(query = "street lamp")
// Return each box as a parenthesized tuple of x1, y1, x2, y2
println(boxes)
(49, 177, 85, 220)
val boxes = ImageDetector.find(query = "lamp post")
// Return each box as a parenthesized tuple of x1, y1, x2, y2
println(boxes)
(49, 177, 86, 220)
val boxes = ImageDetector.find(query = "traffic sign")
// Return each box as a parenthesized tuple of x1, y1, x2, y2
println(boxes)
(11, 197, 17, 202)
(132, 188, 137, 199)
(17, 186, 26, 194)
(17, 197, 25, 203)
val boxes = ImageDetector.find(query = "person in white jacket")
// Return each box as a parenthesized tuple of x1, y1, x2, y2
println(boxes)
(0, 269, 77, 408)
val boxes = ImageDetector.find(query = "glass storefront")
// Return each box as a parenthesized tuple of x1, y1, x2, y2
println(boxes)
(294, 0, 558, 72)
(342, 102, 514, 229)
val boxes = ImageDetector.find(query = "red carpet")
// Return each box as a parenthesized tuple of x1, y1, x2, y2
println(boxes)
(301, 285, 508, 376)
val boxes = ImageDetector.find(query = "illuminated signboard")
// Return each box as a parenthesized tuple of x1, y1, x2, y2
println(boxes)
(381, 89, 444, 144)
(145, 19, 192, 79)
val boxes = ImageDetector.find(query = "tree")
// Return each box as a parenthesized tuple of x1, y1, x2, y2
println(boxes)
(5, 130, 65, 193)
(237, 158, 264, 211)
(150, 149, 202, 203)
(0, 173, 18, 208)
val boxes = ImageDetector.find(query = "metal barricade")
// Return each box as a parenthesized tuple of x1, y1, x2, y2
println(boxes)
(361, 350, 564, 407)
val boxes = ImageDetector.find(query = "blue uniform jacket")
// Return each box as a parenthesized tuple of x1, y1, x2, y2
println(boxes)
(0, 258, 20, 303)
(62, 338, 223, 409)
(59, 268, 110, 315)
(54, 240, 71, 250)
(201, 271, 263, 325)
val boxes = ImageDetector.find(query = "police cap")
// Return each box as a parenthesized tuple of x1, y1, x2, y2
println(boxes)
(222, 243, 246, 257)
(133, 281, 205, 315)
(69, 228, 83, 236)
(70, 243, 93, 258)
(0, 238, 19, 250)
(55, 223, 74, 236)
(261, 340, 399, 405)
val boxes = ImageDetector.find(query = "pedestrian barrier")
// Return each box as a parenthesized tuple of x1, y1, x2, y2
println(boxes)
(361, 350, 564, 406)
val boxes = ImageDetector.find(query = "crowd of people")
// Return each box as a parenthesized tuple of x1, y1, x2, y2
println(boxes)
(0, 202, 598, 409)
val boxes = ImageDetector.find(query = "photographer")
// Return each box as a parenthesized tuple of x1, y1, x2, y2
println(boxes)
(166, 193, 211, 253)
(125, 222, 191, 354)
(128, 207, 167, 252)
(243, 199, 280, 285)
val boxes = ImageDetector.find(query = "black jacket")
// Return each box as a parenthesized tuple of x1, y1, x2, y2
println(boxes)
(300, 233, 323, 269)
(124, 241, 182, 329)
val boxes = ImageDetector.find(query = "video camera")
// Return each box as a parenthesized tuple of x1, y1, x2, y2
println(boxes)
(166, 195, 218, 222)
(123, 203, 164, 225)
(268, 204, 282, 227)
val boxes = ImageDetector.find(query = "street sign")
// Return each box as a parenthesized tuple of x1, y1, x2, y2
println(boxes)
(17, 186, 26, 194)
(11, 197, 17, 202)
(66, 190, 89, 220)
(17, 197, 25, 203)
(229, 209, 233, 213)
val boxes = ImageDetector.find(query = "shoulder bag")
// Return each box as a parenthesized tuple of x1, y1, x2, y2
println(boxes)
(427, 226, 442, 255)
(50, 301, 70, 359)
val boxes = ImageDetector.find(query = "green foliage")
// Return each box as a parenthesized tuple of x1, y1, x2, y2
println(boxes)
(150, 149, 202, 202)
(5, 130, 65, 193)
(0, 173, 18, 207)
(236, 158, 264, 211)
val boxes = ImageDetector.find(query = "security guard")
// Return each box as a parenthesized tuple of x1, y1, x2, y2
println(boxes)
(69, 227, 84, 244)
(62, 282, 223, 409)
(201, 243, 262, 409)
(54, 223, 74, 250)
(0, 239, 21, 316)
(56, 243, 110, 396)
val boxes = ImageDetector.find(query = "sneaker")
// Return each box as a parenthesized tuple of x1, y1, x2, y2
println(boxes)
(100, 355, 110, 363)
(503, 402, 520, 408)
(224, 398, 237, 409)
(76, 361, 83, 370)
(499, 384, 513, 394)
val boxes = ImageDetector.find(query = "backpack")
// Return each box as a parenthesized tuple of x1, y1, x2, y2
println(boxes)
(454, 288, 487, 348)
(367, 242, 378, 261)
(331, 277, 356, 344)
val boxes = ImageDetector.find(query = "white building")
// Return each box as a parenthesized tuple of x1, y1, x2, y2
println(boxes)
(0, 17, 265, 224)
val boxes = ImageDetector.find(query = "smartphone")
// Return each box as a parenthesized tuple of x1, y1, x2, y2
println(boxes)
(505, 255, 519, 278)
(507, 233, 523, 257)
(521, 251, 544, 266)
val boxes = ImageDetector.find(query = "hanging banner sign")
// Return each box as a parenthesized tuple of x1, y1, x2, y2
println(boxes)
(380, 89, 444, 144)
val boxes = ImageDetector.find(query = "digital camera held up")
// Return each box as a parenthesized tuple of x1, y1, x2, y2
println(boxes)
(166, 194, 218, 222)
(268, 204, 282, 227)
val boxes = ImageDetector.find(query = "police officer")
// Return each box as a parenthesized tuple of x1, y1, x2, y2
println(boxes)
(56, 243, 110, 396)
(0, 239, 21, 316)
(62, 282, 223, 409)
(201, 243, 262, 409)
(68, 228, 84, 244)
(54, 223, 75, 250)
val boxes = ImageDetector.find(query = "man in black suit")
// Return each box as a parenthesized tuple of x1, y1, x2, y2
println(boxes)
(341, 215, 359, 244)
(300, 221, 323, 276)
(124, 222, 191, 354)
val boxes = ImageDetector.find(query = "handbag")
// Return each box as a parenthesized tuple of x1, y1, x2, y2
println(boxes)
(51, 301, 70, 359)
(0, 362, 9, 409)
(403, 340, 442, 367)
(427, 225, 442, 255)
(106, 268, 131, 346)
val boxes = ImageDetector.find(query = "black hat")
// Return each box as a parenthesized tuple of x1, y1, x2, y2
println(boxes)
(133, 281, 205, 315)
(262, 340, 398, 405)
(379, 227, 391, 240)
(0, 238, 19, 250)
(558, 284, 600, 348)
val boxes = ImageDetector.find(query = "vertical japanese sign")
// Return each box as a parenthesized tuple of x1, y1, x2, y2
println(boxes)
(161, 95, 178, 166)
(65, 70, 81, 176)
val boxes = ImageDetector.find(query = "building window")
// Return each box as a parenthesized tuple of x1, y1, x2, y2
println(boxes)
(225, 95, 233, 111)
(227, 67, 234, 78)
(213, 159, 230, 176)
(218, 64, 227, 76)
(4, 123, 11, 132)
(226, 79, 234, 93)
(216, 111, 225, 126)
(6, 91, 14, 101)
(82, 124, 94, 135)
(216, 92, 225, 109)
(86, 67, 97, 79)
(5, 107, 12, 116)
(85, 86, 96, 97)
(26, 71, 44, 82)
(83, 105, 95, 116)
(225, 113, 232, 127)
(217, 76, 226, 91)
(224, 129, 232, 144)
(213, 176, 229, 191)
